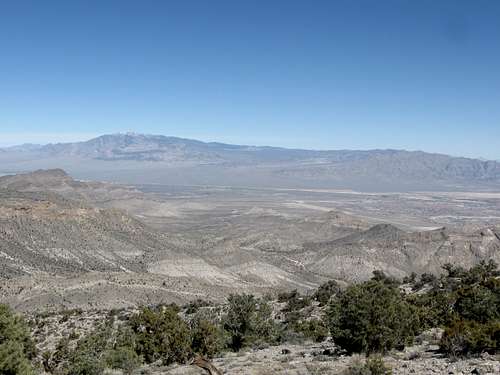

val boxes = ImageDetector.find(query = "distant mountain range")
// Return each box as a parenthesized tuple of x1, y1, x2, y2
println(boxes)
(1, 133, 499, 191)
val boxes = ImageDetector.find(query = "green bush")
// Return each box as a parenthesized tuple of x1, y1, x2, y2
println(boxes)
(462, 260, 500, 285)
(222, 294, 281, 351)
(130, 305, 191, 365)
(293, 319, 328, 342)
(54, 324, 113, 375)
(454, 284, 499, 324)
(103, 347, 141, 375)
(278, 290, 311, 312)
(442, 263, 467, 279)
(47, 320, 142, 374)
(222, 294, 256, 351)
(439, 319, 500, 357)
(0, 304, 35, 375)
(45, 336, 71, 372)
(251, 299, 282, 347)
(0, 341, 34, 375)
(407, 289, 455, 329)
(413, 273, 437, 290)
(407, 260, 500, 357)
(67, 353, 105, 375)
(326, 280, 420, 354)
(190, 319, 223, 358)
(313, 280, 340, 306)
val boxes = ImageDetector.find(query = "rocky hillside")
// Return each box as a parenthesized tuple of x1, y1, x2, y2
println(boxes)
(1, 170, 499, 311)
(0, 188, 168, 277)
(305, 224, 500, 281)
(0, 168, 140, 203)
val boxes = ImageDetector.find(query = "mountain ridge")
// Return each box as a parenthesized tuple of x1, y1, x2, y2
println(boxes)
(1, 133, 500, 191)
(3, 132, 495, 161)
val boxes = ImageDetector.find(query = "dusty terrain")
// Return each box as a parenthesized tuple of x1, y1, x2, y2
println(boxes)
(0, 167, 498, 374)
(28, 308, 500, 375)
(161, 343, 500, 375)
(0, 169, 499, 312)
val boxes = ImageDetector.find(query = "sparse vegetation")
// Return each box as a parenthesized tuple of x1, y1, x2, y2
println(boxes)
(341, 355, 392, 375)
(2, 261, 500, 372)
(325, 273, 420, 354)
(439, 319, 500, 357)
(103, 347, 142, 375)
(434, 261, 500, 357)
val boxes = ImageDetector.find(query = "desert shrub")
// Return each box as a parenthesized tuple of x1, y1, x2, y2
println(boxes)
(341, 355, 392, 375)
(364, 355, 392, 375)
(279, 290, 312, 329)
(413, 273, 437, 290)
(0, 341, 34, 375)
(462, 260, 500, 285)
(439, 319, 500, 357)
(45, 336, 71, 372)
(402, 272, 417, 284)
(55, 323, 113, 375)
(113, 325, 138, 351)
(326, 280, 420, 354)
(371, 270, 399, 286)
(279, 290, 311, 311)
(73, 324, 111, 356)
(407, 289, 455, 329)
(409, 260, 499, 326)
(313, 280, 340, 306)
(103, 347, 141, 375)
(67, 353, 105, 375)
(294, 319, 328, 342)
(0, 304, 35, 375)
(251, 299, 282, 346)
(190, 319, 223, 358)
(410, 260, 500, 357)
(51, 320, 142, 374)
(454, 284, 499, 324)
(222, 294, 281, 351)
(184, 299, 212, 315)
(223, 294, 256, 351)
(129, 305, 191, 365)
(442, 263, 467, 279)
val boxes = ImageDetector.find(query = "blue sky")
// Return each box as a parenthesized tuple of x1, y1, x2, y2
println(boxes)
(0, 0, 499, 159)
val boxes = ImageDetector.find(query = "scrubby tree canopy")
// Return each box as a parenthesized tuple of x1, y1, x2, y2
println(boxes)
(326, 279, 420, 354)
(130, 306, 191, 365)
(0, 304, 36, 375)
(223, 294, 281, 351)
